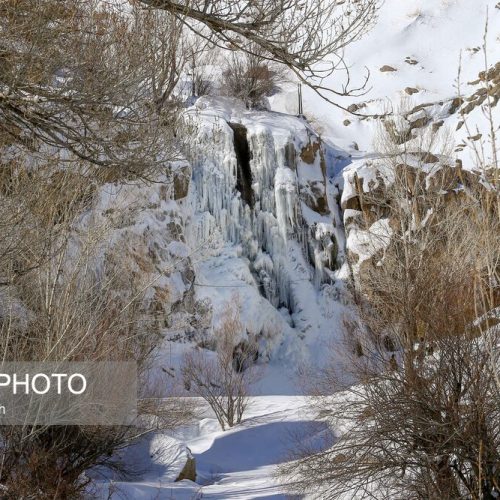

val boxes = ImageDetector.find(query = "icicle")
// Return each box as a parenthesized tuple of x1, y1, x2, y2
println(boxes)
(274, 167, 297, 242)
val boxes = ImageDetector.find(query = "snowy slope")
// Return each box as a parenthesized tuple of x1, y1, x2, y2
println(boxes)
(93, 396, 326, 500)
(271, 0, 500, 166)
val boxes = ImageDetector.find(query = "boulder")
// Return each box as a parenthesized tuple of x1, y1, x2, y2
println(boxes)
(404, 57, 418, 65)
(407, 109, 429, 130)
(432, 120, 444, 132)
(301, 182, 330, 215)
(347, 103, 366, 113)
(176, 450, 196, 482)
(172, 162, 191, 200)
(300, 140, 321, 164)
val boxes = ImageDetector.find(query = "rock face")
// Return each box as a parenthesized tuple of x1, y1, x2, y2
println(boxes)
(464, 62, 500, 112)
(172, 161, 191, 200)
(299, 137, 330, 216)
(341, 154, 489, 288)
(176, 450, 196, 482)
(377, 64, 500, 148)
(88, 173, 211, 337)
(65, 97, 348, 365)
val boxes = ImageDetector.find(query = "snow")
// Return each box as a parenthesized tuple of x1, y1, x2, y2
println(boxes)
(347, 218, 393, 276)
(406, 109, 427, 123)
(167, 241, 190, 259)
(270, 0, 500, 168)
(93, 396, 326, 500)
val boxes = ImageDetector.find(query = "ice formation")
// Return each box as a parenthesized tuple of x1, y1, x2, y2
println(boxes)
(184, 98, 346, 316)
(170, 97, 354, 365)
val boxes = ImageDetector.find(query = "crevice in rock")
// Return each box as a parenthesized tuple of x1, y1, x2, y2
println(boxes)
(229, 123, 254, 208)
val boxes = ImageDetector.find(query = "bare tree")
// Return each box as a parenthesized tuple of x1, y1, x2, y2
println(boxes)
(0, 178, 198, 496)
(181, 301, 259, 430)
(0, 0, 184, 180)
(0, 2, 200, 492)
(457, 24, 500, 397)
(284, 322, 500, 499)
(139, 0, 381, 111)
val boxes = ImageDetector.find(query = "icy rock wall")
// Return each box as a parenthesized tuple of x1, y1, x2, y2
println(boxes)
(185, 97, 343, 310)
(340, 155, 488, 289)
(82, 173, 211, 336)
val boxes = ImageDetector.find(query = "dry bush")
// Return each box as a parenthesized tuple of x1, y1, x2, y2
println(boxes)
(185, 40, 220, 98)
(284, 323, 500, 499)
(457, 34, 500, 396)
(355, 123, 484, 342)
(0, 162, 92, 288)
(0, 184, 196, 496)
(181, 301, 259, 430)
(0, 168, 178, 497)
(0, 0, 198, 489)
(0, 0, 226, 490)
(220, 47, 288, 109)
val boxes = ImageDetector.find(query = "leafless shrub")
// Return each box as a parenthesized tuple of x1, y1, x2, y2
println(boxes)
(283, 324, 500, 499)
(185, 40, 220, 98)
(457, 22, 500, 396)
(0, 272, 195, 495)
(220, 47, 288, 109)
(0, 174, 198, 496)
(181, 301, 259, 430)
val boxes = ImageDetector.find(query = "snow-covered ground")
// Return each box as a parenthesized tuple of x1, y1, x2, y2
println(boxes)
(93, 395, 326, 499)
(91, 0, 499, 498)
